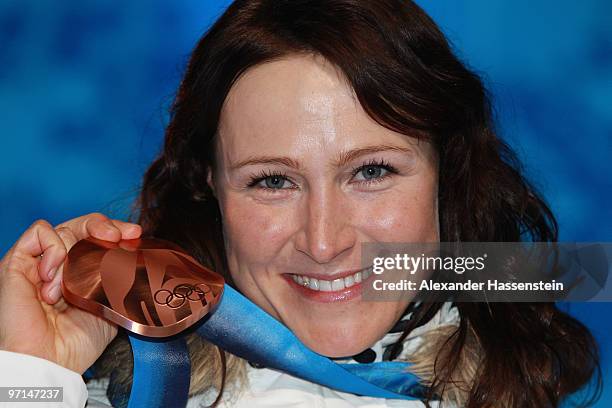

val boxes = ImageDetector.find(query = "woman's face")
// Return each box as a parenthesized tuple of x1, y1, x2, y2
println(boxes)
(208, 54, 439, 357)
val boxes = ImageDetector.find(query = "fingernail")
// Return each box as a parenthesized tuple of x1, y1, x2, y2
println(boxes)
(48, 267, 56, 280)
(51, 284, 62, 301)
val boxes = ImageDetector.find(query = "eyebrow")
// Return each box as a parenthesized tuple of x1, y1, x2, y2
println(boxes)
(228, 144, 415, 171)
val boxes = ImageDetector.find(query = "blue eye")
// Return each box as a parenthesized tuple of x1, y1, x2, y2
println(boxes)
(263, 175, 287, 189)
(247, 170, 293, 190)
(359, 165, 385, 180)
(352, 160, 397, 184)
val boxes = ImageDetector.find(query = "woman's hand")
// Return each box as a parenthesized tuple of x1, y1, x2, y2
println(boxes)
(0, 213, 142, 374)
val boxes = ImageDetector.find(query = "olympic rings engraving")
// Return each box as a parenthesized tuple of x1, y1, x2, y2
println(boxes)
(154, 283, 212, 309)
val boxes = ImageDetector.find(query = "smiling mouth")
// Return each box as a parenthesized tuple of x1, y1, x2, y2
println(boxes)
(289, 266, 373, 292)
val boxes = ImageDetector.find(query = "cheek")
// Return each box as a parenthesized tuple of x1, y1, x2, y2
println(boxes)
(221, 196, 295, 261)
(355, 184, 438, 242)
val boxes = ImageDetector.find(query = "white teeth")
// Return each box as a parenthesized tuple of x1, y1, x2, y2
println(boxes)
(318, 280, 332, 291)
(291, 267, 371, 292)
(331, 278, 345, 291)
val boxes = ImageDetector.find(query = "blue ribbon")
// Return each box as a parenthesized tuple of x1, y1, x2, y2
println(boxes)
(107, 284, 425, 407)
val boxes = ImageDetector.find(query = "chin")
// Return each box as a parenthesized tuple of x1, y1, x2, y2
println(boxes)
(314, 343, 368, 358)
(293, 322, 379, 358)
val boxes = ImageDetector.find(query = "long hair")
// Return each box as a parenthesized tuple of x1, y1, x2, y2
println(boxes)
(92, 1, 602, 406)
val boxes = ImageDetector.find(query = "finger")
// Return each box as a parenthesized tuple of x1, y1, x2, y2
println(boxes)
(43, 227, 78, 304)
(12, 220, 67, 284)
(55, 226, 79, 251)
(110, 219, 142, 239)
(56, 213, 121, 242)
(43, 263, 64, 304)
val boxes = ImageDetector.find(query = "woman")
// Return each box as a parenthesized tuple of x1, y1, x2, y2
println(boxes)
(0, 0, 601, 407)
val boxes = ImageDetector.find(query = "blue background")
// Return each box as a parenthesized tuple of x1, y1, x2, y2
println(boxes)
(0, 1, 610, 405)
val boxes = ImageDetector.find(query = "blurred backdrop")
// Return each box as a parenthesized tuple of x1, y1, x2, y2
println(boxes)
(0, 0, 610, 405)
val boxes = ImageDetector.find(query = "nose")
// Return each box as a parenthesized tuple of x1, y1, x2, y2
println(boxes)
(294, 187, 355, 264)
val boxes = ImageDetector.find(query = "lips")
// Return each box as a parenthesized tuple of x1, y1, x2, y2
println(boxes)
(289, 266, 373, 292)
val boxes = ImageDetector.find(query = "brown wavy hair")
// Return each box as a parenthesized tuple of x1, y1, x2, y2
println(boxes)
(92, 0, 602, 407)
